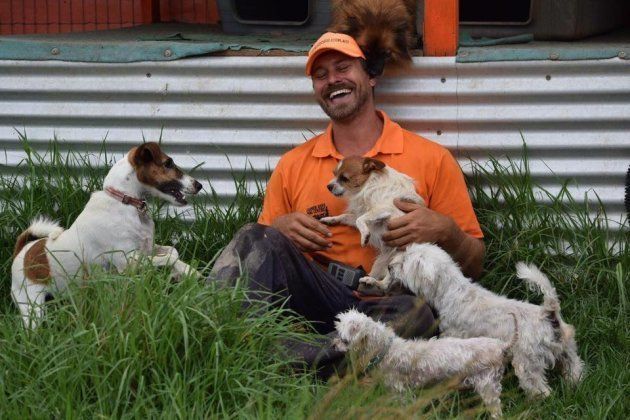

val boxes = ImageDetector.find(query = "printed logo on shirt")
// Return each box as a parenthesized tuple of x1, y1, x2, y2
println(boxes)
(306, 203, 330, 220)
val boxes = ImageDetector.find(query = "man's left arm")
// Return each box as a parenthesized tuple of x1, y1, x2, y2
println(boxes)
(381, 150, 485, 280)
(382, 200, 485, 280)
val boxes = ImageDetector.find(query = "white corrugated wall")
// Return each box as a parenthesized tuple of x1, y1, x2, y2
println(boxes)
(0, 56, 628, 225)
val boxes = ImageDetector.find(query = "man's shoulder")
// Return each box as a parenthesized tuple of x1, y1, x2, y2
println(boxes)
(400, 127, 451, 158)
(276, 133, 324, 168)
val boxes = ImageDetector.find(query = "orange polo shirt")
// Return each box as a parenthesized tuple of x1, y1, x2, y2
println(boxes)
(258, 111, 483, 272)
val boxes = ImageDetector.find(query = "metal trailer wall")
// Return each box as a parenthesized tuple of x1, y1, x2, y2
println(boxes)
(0, 56, 628, 226)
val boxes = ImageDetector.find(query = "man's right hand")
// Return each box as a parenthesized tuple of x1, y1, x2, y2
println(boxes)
(272, 212, 333, 252)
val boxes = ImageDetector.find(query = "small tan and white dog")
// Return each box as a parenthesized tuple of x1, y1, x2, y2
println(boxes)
(334, 309, 513, 418)
(388, 243, 584, 398)
(11, 142, 203, 328)
(320, 156, 423, 289)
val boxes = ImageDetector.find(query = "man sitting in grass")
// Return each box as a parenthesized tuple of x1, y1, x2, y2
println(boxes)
(209, 33, 484, 377)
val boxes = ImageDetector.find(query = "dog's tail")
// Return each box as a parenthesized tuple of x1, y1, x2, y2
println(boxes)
(499, 312, 519, 362)
(13, 217, 63, 258)
(503, 312, 520, 352)
(516, 262, 560, 313)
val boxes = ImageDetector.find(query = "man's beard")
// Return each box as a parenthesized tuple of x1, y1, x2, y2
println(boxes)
(317, 83, 371, 122)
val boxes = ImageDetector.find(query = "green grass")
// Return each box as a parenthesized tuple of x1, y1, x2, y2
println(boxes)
(1, 139, 628, 418)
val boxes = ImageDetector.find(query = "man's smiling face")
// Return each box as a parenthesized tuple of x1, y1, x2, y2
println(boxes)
(311, 51, 376, 122)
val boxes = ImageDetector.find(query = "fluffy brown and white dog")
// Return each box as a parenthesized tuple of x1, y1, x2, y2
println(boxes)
(328, 0, 418, 76)
(388, 244, 585, 397)
(11, 142, 203, 328)
(334, 309, 514, 418)
(320, 156, 423, 289)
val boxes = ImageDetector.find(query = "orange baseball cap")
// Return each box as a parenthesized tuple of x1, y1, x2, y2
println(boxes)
(305, 32, 366, 76)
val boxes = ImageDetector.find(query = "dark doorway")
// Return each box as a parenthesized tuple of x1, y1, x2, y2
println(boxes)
(460, 0, 532, 24)
(233, 0, 310, 24)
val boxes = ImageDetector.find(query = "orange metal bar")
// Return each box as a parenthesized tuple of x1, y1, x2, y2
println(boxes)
(423, 0, 459, 56)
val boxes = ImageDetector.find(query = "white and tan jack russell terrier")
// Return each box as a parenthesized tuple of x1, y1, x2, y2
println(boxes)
(11, 142, 203, 328)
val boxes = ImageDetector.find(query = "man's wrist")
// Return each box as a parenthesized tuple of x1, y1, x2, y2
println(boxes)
(436, 213, 458, 248)
(435, 215, 485, 280)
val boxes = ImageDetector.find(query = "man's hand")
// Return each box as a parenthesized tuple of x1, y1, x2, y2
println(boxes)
(382, 199, 452, 249)
(272, 212, 333, 252)
(382, 199, 485, 280)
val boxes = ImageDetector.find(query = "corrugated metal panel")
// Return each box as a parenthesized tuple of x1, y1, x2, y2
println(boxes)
(0, 56, 628, 226)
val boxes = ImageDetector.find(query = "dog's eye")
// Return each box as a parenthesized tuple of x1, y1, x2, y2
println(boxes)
(338, 175, 348, 182)
(164, 158, 174, 169)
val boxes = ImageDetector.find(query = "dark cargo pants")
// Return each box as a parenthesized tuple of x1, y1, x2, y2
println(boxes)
(208, 223, 436, 378)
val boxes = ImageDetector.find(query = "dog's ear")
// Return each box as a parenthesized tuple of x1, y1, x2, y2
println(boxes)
(134, 142, 161, 165)
(362, 158, 386, 173)
(344, 16, 360, 36)
(346, 318, 362, 338)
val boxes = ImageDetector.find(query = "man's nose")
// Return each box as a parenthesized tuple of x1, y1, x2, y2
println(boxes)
(326, 70, 343, 86)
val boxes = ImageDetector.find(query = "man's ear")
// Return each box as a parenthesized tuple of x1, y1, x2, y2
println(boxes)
(363, 158, 386, 173)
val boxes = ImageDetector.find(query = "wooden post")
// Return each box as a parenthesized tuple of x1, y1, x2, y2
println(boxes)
(141, 0, 160, 25)
(423, 0, 459, 56)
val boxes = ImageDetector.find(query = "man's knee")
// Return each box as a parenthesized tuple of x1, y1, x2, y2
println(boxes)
(390, 296, 437, 339)
(230, 223, 290, 248)
(358, 294, 437, 339)
(230, 222, 268, 242)
(208, 223, 292, 283)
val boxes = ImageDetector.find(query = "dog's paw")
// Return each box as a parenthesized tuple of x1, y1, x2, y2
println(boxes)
(387, 263, 403, 282)
(372, 211, 392, 224)
(320, 216, 339, 226)
(359, 276, 379, 286)
(359, 276, 387, 290)
(357, 281, 386, 296)
(169, 271, 183, 283)
(154, 245, 178, 259)
(170, 260, 202, 282)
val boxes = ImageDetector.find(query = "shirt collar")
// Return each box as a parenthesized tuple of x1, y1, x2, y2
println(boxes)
(311, 110, 404, 159)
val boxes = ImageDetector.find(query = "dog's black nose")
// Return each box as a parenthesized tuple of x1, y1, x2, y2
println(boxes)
(327, 183, 334, 192)
(194, 180, 203, 192)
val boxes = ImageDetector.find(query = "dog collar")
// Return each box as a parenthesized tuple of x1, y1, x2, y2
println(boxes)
(105, 186, 147, 212)
(365, 336, 394, 372)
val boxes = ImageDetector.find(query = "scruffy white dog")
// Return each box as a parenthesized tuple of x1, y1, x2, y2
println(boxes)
(388, 243, 584, 397)
(334, 309, 513, 418)
(321, 156, 423, 288)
